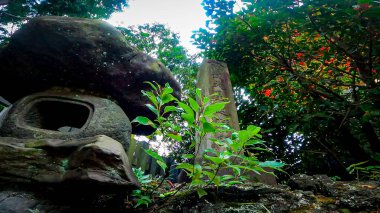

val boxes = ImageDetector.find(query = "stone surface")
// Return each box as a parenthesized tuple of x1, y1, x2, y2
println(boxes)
(0, 89, 132, 149)
(196, 59, 240, 154)
(288, 174, 334, 195)
(0, 16, 180, 134)
(155, 179, 380, 212)
(0, 135, 139, 187)
(0, 175, 379, 212)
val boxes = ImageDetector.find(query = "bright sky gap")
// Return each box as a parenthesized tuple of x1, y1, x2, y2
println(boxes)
(106, 0, 208, 55)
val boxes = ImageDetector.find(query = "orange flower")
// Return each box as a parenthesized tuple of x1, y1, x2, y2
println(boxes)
(263, 36, 269, 41)
(264, 88, 273, 97)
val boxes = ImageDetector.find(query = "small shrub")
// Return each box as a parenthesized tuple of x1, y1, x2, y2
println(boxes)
(131, 82, 284, 206)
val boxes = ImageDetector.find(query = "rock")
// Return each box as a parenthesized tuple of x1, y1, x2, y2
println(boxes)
(0, 135, 139, 188)
(0, 16, 181, 134)
(0, 89, 132, 149)
(155, 180, 380, 212)
(288, 174, 334, 195)
(0, 191, 40, 213)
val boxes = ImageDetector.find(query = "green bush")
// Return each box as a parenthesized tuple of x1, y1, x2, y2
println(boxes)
(131, 82, 284, 206)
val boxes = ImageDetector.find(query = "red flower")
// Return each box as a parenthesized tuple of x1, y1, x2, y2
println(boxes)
(299, 61, 306, 66)
(264, 88, 273, 97)
(296, 52, 304, 59)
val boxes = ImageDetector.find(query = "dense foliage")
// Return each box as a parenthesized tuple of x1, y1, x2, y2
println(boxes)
(193, 0, 380, 179)
(131, 82, 283, 207)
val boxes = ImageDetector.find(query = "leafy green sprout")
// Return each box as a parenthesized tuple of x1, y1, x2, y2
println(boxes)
(347, 161, 380, 181)
(131, 167, 153, 208)
(132, 81, 285, 204)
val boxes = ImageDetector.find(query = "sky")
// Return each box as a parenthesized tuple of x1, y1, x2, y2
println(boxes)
(107, 0, 208, 55)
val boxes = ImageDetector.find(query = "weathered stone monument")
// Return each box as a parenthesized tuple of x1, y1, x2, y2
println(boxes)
(196, 59, 240, 153)
(0, 16, 180, 212)
(196, 59, 277, 185)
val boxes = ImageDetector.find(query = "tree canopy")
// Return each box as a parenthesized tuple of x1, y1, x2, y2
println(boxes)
(193, 0, 380, 178)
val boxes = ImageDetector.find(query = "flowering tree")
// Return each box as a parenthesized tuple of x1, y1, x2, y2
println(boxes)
(193, 0, 380, 178)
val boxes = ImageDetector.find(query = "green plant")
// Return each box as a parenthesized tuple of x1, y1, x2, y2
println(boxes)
(132, 82, 284, 199)
(347, 161, 380, 181)
(131, 167, 154, 208)
(28, 209, 40, 213)
(133, 167, 153, 185)
(330, 176, 341, 181)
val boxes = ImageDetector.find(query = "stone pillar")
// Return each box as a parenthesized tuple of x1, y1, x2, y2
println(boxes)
(196, 59, 277, 185)
(196, 59, 240, 153)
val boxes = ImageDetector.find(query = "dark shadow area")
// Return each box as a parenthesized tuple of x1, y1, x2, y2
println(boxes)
(24, 100, 90, 132)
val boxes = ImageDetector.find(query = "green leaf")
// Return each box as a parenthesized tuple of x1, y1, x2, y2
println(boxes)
(197, 188, 208, 198)
(213, 175, 221, 186)
(221, 174, 234, 181)
(182, 154, 195, 159)
(204, 148, 217, 154)
(196, 88, 202, 99)
(245, 139, 265, 146)
(228, 165, 241, 175)
(145, 104, 158, 116)
(145, 149, 164, 161)
(203, 121, 216, 133)
(162, 94, 174, 104)
(247, 125, 261, 136)
(204, 155, 224, 164)
(225, 138, 233, 145)
(176, 163, 194, 172)
(144, 149, 167, 171)
(191, 179, 206, 186)
(134, 196, 152, 208)
(204, 102, 229, 117)
(162, 84, 174, 95)
(238, 130, 249, 143)
(144, 81, 158, 91)
(347, 161, 369, 171)
(167, 133, 182, 141)
(143, 91, 159, 107)
(259, 161, 285, 168)
(182, 113, 195, 124)
(189, 97, 200, 112)
(178, 102, 194, 117)
(202, 171, 214, 182)
(131, 116, 156, 128)
(163, 106, 177, 114)
(157, 161, 168, 172)
(227, 181, 243, 185)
